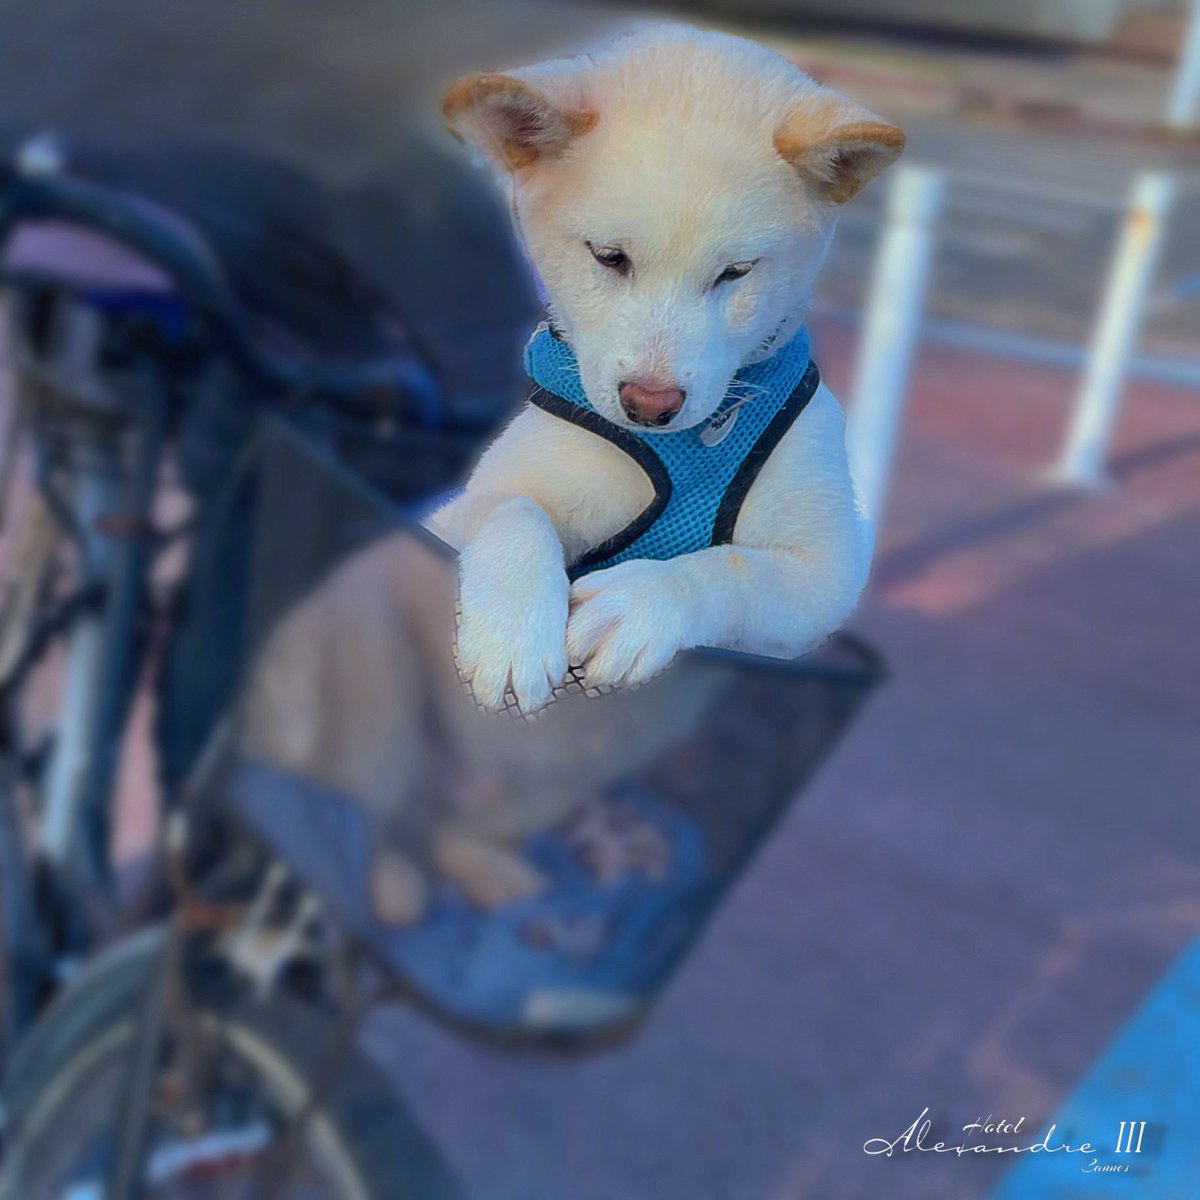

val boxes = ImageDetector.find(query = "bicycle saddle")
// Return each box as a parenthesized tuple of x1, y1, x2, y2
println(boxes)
(36, 139, 424, 361)
(0, 132, 538, 423)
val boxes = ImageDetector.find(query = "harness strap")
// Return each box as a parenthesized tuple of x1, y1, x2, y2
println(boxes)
(528, 384, 673, 576)
(711, 358, 820, 543)
(528, 358, 820, 579)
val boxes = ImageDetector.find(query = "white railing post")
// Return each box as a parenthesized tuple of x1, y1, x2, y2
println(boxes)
(847, 164, 946, 526)
(1167, 0, 1200, 130)
(1058, 172, 1176, 486)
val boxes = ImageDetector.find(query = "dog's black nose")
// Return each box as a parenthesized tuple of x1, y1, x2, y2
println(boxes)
(618, 381, 686, 427)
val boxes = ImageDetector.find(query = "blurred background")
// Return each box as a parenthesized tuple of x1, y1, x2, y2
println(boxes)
(0, 1, 1197, 1198)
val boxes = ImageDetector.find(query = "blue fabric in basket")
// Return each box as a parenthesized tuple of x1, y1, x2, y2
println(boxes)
(228, 761, 710, 1035)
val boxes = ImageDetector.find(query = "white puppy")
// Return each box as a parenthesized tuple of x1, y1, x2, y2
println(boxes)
(432, 25, 903, 713)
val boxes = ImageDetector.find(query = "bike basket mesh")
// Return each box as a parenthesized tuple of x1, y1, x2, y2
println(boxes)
(222, 419, 883, 1040)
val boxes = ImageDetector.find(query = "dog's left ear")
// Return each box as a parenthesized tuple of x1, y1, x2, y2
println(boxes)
(774, 92, 905, 205)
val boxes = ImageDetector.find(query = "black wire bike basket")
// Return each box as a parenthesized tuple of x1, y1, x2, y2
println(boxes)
(223, 420, 884, 1044)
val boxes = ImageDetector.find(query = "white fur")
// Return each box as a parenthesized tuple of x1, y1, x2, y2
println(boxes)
(433, 25, 898, 710)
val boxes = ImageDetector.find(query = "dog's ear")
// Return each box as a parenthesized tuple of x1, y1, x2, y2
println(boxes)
(443, 72, 597, 172)
(774, 91, 904, 205)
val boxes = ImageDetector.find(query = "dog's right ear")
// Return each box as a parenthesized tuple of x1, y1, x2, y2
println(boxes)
(443, 73, 597, 172)
(774, 90, 905, 205)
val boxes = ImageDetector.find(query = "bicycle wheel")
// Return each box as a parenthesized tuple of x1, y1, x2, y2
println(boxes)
(0, 929, 464, 1200)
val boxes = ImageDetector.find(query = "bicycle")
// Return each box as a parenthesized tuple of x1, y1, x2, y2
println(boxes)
(0, 137, 504, 1196)
(0, 140, 884, 1199)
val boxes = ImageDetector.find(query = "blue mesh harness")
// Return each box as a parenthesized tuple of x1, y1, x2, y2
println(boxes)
(524, 324, 820, 580)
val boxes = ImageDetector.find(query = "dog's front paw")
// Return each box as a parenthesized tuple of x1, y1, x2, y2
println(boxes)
(566, 559, 692, 687)
(457, 543, 569, 713)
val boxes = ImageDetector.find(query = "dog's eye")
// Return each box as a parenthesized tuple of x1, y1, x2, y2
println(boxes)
(587, 242, 632, 277)
(713, 261, 756, 287)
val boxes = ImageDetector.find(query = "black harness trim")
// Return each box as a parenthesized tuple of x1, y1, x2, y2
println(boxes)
(527, 384, 672, 578)
(527, 358, 820, 577)
(711, 359, 821, 545)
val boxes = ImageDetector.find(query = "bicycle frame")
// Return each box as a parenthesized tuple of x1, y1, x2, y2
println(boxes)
(2, 294, 175, 976)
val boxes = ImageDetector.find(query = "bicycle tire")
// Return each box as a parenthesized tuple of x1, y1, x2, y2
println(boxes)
(0, 927, 465, 1200)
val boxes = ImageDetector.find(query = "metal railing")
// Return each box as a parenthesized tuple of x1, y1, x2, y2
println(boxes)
(846, 161, 1192, 521)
